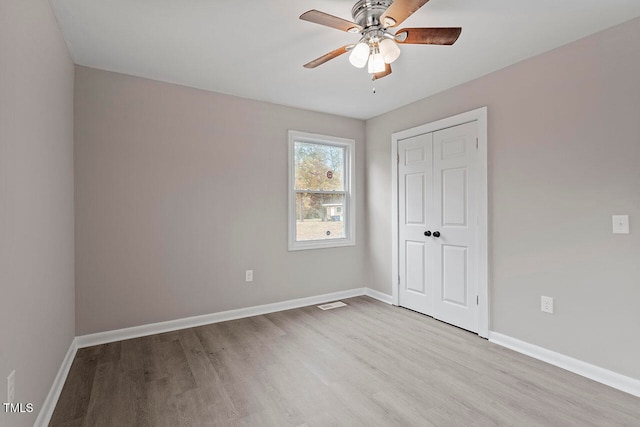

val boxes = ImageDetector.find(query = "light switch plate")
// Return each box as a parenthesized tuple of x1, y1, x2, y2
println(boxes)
(612, 215, 629, 234)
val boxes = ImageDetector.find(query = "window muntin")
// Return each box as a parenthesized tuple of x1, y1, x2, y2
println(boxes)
(288, 131, 355, 250)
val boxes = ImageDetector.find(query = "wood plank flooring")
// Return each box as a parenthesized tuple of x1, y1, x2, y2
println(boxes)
(50, 296, 640, 426)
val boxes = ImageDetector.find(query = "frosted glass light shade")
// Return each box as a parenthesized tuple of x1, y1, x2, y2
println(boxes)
(367, 52, 385, 74)
(349, 43, 370, 68)
(379, 38, 401, 64)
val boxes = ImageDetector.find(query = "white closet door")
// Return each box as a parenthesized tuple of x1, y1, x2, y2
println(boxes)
(397, 121, 479, 333)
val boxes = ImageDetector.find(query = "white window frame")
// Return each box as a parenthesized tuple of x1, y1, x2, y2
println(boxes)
(288, 130, 356, 251)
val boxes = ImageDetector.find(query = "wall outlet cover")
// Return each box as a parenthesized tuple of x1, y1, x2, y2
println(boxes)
(541, 296, 554, 314)
(612, 215, 630, 234)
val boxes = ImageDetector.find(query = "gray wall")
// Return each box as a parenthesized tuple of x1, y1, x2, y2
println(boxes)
(366, 17, 640, 380)
(74, 67, 366, 335)
(4, 11, 634, 423)
(0, 0, 75, 425)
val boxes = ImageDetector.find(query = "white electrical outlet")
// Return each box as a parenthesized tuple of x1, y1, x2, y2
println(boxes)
(245, 270, 253, 282)
(7, 370, 15, 404)
(612, 215, 629, 234)
(541, 296, 554, 314)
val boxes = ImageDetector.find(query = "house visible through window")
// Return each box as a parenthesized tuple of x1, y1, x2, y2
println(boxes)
(288, 131, 355, 251)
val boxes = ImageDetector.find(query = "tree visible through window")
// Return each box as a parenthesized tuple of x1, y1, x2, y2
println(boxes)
(288, 131, 355, 250)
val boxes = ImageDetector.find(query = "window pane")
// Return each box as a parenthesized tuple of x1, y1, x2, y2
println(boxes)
(295, 192, 346, 241)
(294, 142, 345, 191)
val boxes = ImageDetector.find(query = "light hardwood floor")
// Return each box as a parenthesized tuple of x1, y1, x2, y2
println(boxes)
(50, 296, 640, 426)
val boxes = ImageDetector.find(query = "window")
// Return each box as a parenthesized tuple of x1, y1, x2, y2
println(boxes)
(288, 131, 355, 251)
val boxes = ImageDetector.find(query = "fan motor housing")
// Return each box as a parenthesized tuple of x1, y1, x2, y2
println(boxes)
(351, 0, 393, 28)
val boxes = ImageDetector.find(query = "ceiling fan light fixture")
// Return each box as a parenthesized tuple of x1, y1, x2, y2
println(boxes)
(379, 38, 401, 63)
(368, 51, 386, 74)
(299, 0, 462, 80)
(349, 42, 370, 68)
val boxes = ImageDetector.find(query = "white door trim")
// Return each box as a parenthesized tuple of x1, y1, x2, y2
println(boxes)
(391, 107, 489, 338)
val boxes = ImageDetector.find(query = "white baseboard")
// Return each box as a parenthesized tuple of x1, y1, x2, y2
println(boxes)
(489, 332, 640, 398)
(37, 287, 408, 426)
(35, 337, 79, 427)
(364, 288, 393, 304)
(76, 288, 368, 348)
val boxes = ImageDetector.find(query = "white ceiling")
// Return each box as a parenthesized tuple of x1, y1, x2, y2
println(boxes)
(50, 0, 640, 120)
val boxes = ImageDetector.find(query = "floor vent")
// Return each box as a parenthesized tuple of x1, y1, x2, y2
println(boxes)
(317, 301, 347, 310)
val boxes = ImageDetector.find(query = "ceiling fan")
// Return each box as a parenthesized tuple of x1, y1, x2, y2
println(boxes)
(300, 0, 461, 80)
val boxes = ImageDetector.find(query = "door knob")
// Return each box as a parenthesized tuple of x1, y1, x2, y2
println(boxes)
(433, 231, 441, 238)
(424, 231, 431, 237)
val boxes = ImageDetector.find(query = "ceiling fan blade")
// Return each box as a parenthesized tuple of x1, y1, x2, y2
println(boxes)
(380, 0, 430, 28)
(300, 10, 362, 33)
(303, 45, 351, 69)
(373, 63, 392, 80)
(395, 27, 462, 45)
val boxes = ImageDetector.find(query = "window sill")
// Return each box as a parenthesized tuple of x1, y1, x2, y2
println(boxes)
(288, 238, 356, 251)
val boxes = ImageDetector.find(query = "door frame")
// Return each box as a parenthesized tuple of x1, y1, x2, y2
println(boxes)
(391, 107, 489, 338)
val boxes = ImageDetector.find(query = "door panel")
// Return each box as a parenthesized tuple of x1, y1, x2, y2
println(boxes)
(405, 146, 426, 164)
(405, 241, 426, 293)
(442, 168, 467, 226)
(433, 122, 478, 332)
(405, 173, 425, 224)
(442, 245, 467, 306)
(398, 133, 433, 314)
(441, 134, 468, 160)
